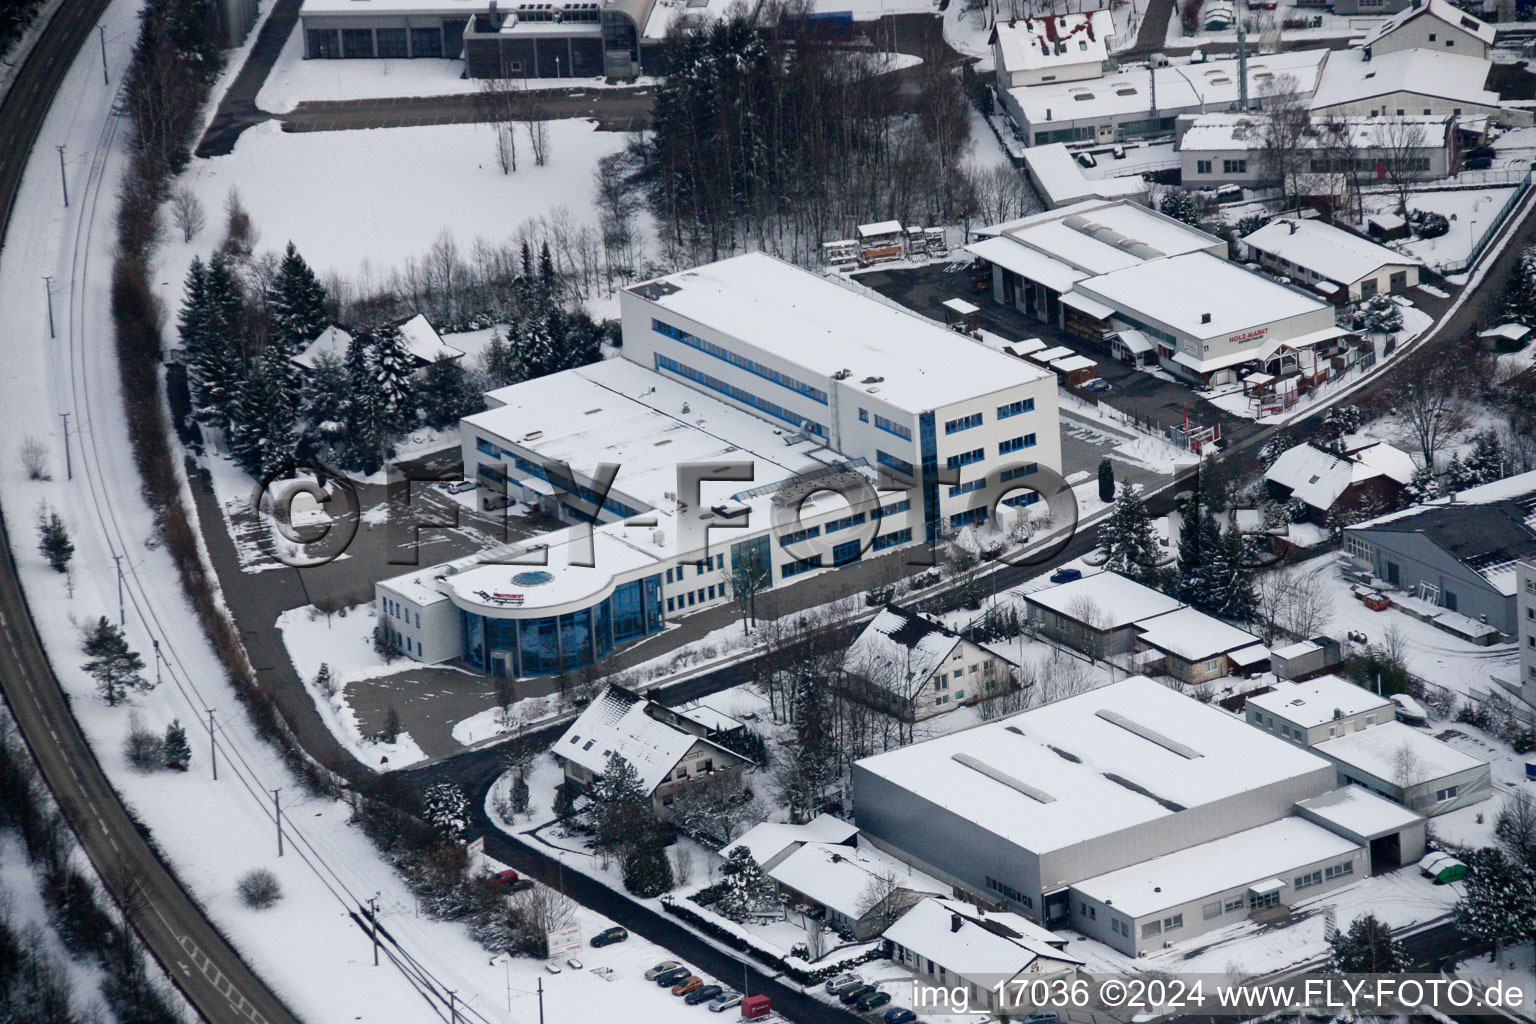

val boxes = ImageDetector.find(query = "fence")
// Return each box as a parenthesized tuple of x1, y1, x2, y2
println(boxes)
(1431, 167, 1536, 275)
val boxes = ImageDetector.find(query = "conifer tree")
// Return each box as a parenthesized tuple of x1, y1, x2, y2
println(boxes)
(339, 333, 391, 474)
(621, 832, 674, 898)
(419, 355, 482, 429)
(186, 256, 246, 430)
(1325, 914, 1408, 973)
(370, 322, 417, 433)
(298, 352, 352, 461)
(266, 242, 329, 353)
(716, 847, 776, 921)
(1212, 520, 1258, 623)
(1462, 430, 1505, 488)
(37, 507, 73, 572)
(228, 346, 298, 478)
(1455, 847, 1536, 957)
(1102, 485, 1161, 582)
(162, 720, 191, 771)
(481, 330, 518, 389)
(511, 772, 530, 815)
(424, 782, 470, 843)
(81, 617, 151, 706)
(1173, 493, 1223, 611)
(1097, 458, 1115, 504)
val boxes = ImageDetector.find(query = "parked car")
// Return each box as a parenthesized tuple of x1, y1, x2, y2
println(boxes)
(1467, 145, 1497, 161)
(841, 985, 876, 1005)
(857, 990, 892, 1012)
(686, 985, 724, 1006)
(544, 962, 561, 975)
(825, 974, 864, 995)
(1023, 1014, 1060, 1024)
(492, 869, 520, 886)
(673, 977, 705, 996)
(884, 1010, 918, 1024)
(441, 479, 476, 494)
(645, 961, 682, 980)
(591, 927, 628, 947)
(1050, 567, 1083, 584)
(708, 991, 743, 1013)
(1081, 377, 1112, 393)
(566, 958, 583, 970)
(654, 966, 692, 987)
(1075, 151, 1097, 168)
(1391, 693, 1429, 725)
(1111, 144, 1125, 159)
(1464, 155, 1493, 170)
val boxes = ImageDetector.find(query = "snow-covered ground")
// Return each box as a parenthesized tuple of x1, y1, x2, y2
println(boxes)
(1164, 1, 1381, 47)
(1360, 186, 1520, 273)
(167, 117, 637, 289)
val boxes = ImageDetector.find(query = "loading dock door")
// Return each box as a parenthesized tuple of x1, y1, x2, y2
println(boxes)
(1370, 833, 1402, 873)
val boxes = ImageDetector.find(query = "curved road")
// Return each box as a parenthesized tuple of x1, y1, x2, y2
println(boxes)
(0, 5, 302, 1024)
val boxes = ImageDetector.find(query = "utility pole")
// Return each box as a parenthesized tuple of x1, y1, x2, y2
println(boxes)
(1237, 0, 1249, 110)
(113, 554, 124, 626)
(98, 26, 108, 85)
(207, 708, 218, 780)
(273, 788, 283, 856)
(56, 146, 68, 207)
(449, 990, 459, 1024)
(43, 276, 55, 338)
(536, 978, 544, 1024)
(367, 897, 380, 965)
(59, 413, 71, 479)
(153, 639, 161, 688)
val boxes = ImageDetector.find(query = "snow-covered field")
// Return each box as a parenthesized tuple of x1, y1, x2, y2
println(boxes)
(168, 117, 636, 286)
(1361, 186, 1520, 272)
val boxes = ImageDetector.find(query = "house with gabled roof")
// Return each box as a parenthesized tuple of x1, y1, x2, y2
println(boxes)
(291, 313, 464, 375)
(841, 605, 1019, 720)
(553, 684, 749, 819)
(885, 897, 1082, 1012)
(1264, 440, 1417, 523)
(1359, 0, 1494, 59)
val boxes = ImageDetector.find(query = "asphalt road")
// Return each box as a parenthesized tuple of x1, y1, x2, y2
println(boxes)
(0, 5, 303, 1024)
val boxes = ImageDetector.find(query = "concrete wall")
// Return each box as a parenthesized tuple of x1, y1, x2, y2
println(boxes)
(1329, 759, 1492, 816)
(1346, 527, 1516, 631)
(1247, 702, 1395, 747)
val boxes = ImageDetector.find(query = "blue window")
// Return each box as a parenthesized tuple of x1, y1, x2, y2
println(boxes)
(665, 568, 674, 584)
(476, 437, 502, 458)
(879, 498, 911, 517)
(1000, 463, 1038, 482)
(858, 408, 869, 422)
(999, 434, 1036, 455)
(998, 398, 1035, 419)
(946, 448, 984, 470)
(949, 479, 986, 497)
(1003, 492, 1041, 508)
(667, 597, 675, 611)
(781, 555, 823, 579)
(877, 450, 915, 477)
(779, 525, 821, 547)
(652, 319, 828, 404)
(832, 540, 862, 566)
(824, 512, 866, 533)
(707, 585, 716, 599)
(949, 508, 988, 529)
(944, 413, 983, 434)
(874, 414, 912, 440)
(655, 354, 826, 436)
(872, 528, 913, 551)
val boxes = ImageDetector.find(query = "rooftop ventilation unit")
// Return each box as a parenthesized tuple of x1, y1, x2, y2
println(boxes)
(1094, 709, 1203, 759)
(951, 753, 1056, 804)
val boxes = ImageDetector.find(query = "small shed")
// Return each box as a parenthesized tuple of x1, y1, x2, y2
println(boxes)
(1366, 213, 1409, 242)
(942, 297, 981, 329)
(1477, 323, 1532, 353)
(1271, 635, 1344, 680)
(1419, 851, 1467, 884)
(1052, 353, 1098, 386)
(857, 220, 905, 264)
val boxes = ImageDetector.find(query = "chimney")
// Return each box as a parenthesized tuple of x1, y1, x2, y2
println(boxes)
(951, 913, 964, 933)
(1200, 312, 1212, 324)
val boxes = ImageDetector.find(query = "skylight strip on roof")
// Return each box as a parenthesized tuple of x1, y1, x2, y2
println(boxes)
(951, 753, 1055, 804)
(1093, 709, 1202, 759)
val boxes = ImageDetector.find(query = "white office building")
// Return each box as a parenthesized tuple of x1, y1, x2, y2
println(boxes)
(375, 253, 1061, 678)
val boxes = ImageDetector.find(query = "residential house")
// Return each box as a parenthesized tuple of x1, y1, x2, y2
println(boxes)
(991, 11, 1113, 89)
(1309, 48, 1506, 122)
(884, 898, 1083, 1013)
(291, 314, 465, 375)
(1131, 606, 1269, 683)
(720, 815, 859, 873)
(842, 605, 1020, 719)
(1177, 114, 1454, 192)
(1344, 470, 1536, 634)
(553, 685, 749, 819)
(767, 841, 943, 940)
(1024, 570, 1183, 656)
(1243, 219, 1424, 303)
(1264, 441, 1417, 523)
(1359, 0, 1494, 60)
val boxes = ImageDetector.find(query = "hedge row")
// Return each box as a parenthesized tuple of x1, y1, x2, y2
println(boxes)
(659, 896, 886, 986)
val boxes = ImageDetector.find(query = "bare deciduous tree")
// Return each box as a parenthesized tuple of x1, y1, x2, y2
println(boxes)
(1372, 119, 1430, 217)
(1397, 360, 1468, 468)
(19, 435, 50, 480)
(513, 884, 576, 957)
(1256, 75, 1309, 207)
(170, 185, 206, 243)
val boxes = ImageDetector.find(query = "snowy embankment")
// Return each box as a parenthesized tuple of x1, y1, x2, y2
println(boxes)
(0, 2, 609, 1020)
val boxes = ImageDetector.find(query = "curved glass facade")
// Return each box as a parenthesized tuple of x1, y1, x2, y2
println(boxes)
(460, 575, 663, 677)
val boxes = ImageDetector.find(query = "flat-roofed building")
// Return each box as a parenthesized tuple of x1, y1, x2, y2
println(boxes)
(1246, 675, 1396, 746)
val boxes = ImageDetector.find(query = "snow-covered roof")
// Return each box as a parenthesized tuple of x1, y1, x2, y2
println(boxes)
(291, 325, 354, 370)
(1479, 323, 1532, 343)
(1316, 720, 1488, 783)
(1265, 441, 1416, 510)
(628, 253, 1053, 411)
(1244, 219, 1422, 286)
(884, 898, 1082, 987)
(1362, 0, 1494, 48)
(854, 676, 1332, 854)
(1114, 329, 1153, 354)
(1246, 675, 1393, 728)
(973, 199, 1223, 280)
(1311, 47, 1497, 112)
(769, 842, 943, 920)
(1021, 143, 1147, 208)
(993, 11, 1112, 75)
(1073, 817, 1361, 918)
(1295, 785, 1424, 839)
(1077, 252, 1328, 341)
(555, 685, 738, 793)
(858, 220, 903, 237)
(674, 702, 743, 734)
(397, 313, 465, 365)
(1024, 570, 1183, 629)
(967, 235, 1087, 294)
(1011, 49, 1326, 127)
(720, 814, 859, 869)
(844, 606, 968, 692)
(1178, 113, 1450, 153)
(1051, 354, 1097, 373)
(1133, 606, 1265, 661)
